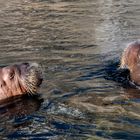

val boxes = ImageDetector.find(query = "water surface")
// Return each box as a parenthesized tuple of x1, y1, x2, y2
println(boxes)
(0, 0, 140, 139)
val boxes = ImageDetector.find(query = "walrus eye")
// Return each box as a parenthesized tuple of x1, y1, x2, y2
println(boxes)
(9, 72, 15, 80)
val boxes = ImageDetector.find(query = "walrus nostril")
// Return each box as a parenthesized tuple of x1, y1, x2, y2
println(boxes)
(2, 81, 6, 86)
(9, 72, 15, 80)
(23, 62, 29, 66)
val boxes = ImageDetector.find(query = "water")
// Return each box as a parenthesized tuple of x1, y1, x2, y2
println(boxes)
(0, 0, 140, 139)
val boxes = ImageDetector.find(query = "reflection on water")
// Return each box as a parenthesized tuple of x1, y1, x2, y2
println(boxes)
(0, 0, 140, 139)
(0, 95, 43, 139)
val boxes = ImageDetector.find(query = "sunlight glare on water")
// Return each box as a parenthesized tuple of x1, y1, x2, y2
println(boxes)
(0, 0, 140, 139)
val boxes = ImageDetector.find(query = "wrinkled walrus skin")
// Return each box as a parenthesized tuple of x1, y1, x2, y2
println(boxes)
(0, 62, 43, 100)
(120, 41, 140, 86)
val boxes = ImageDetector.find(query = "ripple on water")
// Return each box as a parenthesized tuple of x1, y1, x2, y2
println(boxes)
(0, 0, 140, 139)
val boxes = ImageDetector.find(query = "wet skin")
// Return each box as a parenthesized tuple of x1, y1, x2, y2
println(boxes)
(0, 63, 43, 100)
(120, 41, 140, 86)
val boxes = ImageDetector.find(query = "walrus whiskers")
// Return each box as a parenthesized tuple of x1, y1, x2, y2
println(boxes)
(24, 64, 43, 95)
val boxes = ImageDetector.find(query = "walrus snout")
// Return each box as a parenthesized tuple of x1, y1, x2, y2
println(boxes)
(26, 63, 43, 87)
(0, 62, 43, 100)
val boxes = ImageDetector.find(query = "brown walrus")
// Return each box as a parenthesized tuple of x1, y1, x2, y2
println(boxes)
(0, 62, 43, 100)
(120, 41, 140, 86)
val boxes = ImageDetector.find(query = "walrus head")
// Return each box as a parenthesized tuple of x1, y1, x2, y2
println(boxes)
(120, 41, 140, 86)
(0, 62, 43, 100)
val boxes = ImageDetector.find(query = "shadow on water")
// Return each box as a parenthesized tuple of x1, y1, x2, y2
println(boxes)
(0, 94, 44, 139)
(104, 59, 131, 87)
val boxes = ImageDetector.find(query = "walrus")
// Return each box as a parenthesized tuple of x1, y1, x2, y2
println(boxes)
(0, 62, 43, 100)
(120, 41, 140, 86)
